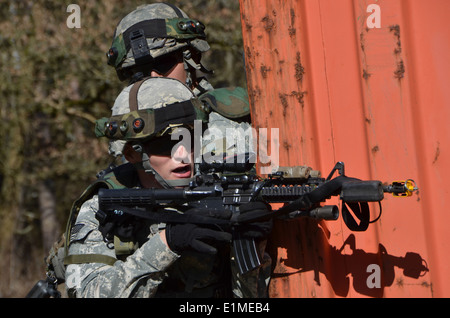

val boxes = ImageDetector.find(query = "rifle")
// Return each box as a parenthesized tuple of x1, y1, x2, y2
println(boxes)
(96, 160, 417, 274)
(25, 275, 61, 298)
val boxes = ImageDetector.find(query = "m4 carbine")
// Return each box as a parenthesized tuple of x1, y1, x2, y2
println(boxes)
(96, 161, 417, 274)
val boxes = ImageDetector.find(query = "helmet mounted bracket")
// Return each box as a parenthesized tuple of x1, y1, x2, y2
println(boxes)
(129, 29, 153, 66)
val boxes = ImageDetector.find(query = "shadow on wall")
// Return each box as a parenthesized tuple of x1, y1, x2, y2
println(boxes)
(267, 218, 429, 298)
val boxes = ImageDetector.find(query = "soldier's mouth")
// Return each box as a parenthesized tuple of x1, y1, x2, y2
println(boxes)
(171, 165, 192, 178)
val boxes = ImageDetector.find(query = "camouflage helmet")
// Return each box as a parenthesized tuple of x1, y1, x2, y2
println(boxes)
(96, 77, 209, 188)
(96, 77, 208, 143)
(107, 3, 211, 81)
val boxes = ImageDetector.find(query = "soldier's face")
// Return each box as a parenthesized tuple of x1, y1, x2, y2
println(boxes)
(150, 60, 187, 84)
(148, 143, 194, 180)
(124, 139, 194, 188)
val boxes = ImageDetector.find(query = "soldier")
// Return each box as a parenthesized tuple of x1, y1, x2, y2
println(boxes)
(31, 2, 271, 299)
(105, 2, 254, 161)
(64, 77, 272, 297)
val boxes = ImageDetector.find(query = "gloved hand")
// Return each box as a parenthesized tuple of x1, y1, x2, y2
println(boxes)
(236, 202, 273, 240)
(166, 208, 232, 255)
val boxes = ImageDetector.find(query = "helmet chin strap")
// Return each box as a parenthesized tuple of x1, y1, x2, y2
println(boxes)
(132, 143, 193, 189)
(182, 49, 213, 87)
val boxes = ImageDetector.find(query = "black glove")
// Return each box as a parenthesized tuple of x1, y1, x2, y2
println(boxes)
(236, 202, 273, 240)
(166, 208, 232, 255)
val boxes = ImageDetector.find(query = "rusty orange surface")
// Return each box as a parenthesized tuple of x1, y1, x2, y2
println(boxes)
(240, 0, 449, 297)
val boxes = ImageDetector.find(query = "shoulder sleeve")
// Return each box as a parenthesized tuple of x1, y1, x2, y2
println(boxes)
(65, 196, 179, 298)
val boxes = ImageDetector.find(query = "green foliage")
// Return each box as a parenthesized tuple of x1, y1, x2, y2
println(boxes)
(0, 0, 244, 297)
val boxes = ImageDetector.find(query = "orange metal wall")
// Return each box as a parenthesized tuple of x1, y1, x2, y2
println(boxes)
(239, 0, 450, 297)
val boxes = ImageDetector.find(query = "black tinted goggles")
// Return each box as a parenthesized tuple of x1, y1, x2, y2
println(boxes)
(147, 52, 183, 75)
(143, 129, 195, 156)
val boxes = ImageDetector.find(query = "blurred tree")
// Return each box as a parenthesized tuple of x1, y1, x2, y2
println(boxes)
(0, 0, 245, 297)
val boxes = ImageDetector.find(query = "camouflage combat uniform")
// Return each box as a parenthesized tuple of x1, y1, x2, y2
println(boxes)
(65, 175, 271, 298)
(65, 77, 271, 298)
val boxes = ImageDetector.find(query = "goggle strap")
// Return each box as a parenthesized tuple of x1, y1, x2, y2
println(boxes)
(123, 20, 168, 54)
(122, 19, 205, 54)
(109, 18, 205, 68)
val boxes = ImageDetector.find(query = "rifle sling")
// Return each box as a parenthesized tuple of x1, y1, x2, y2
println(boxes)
(275, 175, 371, 231)
(273, 176, 352, 216)
(100, 206, 232, 227)
(341, 201, 370, 231)
(64, 254, 117, 266)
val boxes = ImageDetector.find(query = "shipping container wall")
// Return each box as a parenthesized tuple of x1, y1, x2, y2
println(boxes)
(239, 0, 449, 297)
